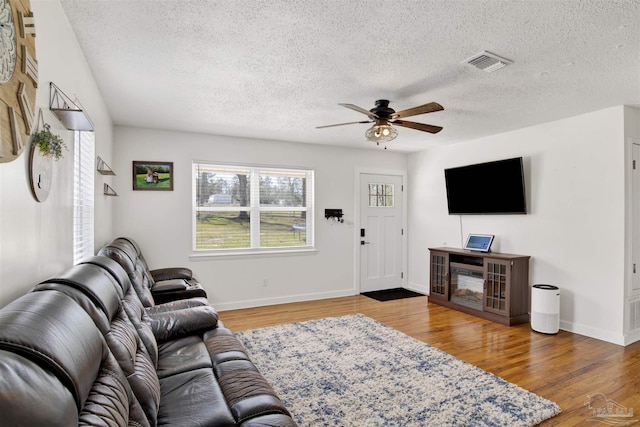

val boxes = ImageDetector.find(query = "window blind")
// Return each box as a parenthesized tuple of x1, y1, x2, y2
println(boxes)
(73, 131, 95, 263)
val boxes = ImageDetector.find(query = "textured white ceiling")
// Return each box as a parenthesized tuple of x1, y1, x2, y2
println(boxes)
(59, 0, 640, 152)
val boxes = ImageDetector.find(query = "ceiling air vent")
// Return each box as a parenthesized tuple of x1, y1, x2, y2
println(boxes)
(463, 51, 512, 73)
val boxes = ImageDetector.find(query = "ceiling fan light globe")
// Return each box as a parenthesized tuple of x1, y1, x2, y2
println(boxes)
(365, 124, 397, 144)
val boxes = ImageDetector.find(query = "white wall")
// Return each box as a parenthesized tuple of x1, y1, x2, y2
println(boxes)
(408, 106, 633, 345)
(0, 0, 114, 307)
(113, 127, 407, 309)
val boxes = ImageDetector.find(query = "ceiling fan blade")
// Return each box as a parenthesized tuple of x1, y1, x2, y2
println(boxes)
(316, 120, 373, 129)
(393, 119, 443, 134)
(391, 102, 444, 119)
(339, 103, 379, 119)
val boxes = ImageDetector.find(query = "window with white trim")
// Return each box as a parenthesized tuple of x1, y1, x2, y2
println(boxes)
(73, 131, 95, 263)
(192, 162, 314, 252)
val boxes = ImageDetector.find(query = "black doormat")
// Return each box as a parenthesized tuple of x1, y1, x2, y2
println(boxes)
(361, 288, 425, 302)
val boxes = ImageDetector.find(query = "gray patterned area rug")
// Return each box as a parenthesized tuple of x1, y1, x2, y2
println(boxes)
(235, 314, 561, 426)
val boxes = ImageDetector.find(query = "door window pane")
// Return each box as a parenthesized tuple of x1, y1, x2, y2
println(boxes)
(368, 183, 394, 207)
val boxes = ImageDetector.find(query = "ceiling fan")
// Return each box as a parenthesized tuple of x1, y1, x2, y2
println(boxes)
(317, 99, 444, 145)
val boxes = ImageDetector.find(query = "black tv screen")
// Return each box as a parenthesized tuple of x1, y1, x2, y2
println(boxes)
(444, 157, 527, 215)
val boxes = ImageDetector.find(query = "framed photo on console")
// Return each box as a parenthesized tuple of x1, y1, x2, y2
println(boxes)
(133, 161, 174, 191)
(464, 234, 494, 252)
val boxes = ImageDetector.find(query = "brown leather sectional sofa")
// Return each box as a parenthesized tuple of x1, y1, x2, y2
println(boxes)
(0, 238, 297, 426)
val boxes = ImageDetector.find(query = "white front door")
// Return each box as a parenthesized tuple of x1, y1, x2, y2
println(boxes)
(360, 174, 403, 292)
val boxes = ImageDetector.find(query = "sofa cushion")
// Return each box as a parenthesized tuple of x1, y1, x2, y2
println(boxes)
(122, 285, 159, 367)
(240, 414, 299, 427)
(81, 255, 133, 298)
(204, 327, 251, 365)
(128, 345, 161, 426)
(158, 368, 236, 427)
(35, 263, 123, 335)
(157, 335, 212, 379)
(215, 359, 292, 423)
(106, 309, 139, 375)
(98, 243, 156, 307)
(0, 350, 78, 426)
(78, 351, 150, 427)
(0, 291, 104, 409)
(147, 304, 219, 342)
(40, 263, 123, 317)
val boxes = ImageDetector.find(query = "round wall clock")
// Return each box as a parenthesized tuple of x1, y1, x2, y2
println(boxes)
(28, 136, 52, 202)
(0, 0, 36, 164)
(0, 0, 17, 84)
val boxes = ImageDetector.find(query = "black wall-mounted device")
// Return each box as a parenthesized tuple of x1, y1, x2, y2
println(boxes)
(325, 208, 344, 223)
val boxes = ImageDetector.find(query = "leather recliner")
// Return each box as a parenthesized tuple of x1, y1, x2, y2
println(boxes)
(98, 237, 207, 305)
(0, 255, 297, 426)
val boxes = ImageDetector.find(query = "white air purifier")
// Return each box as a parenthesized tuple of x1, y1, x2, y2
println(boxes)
(531, 284, 560, 334)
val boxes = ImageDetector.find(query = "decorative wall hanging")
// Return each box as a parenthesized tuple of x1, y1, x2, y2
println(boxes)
(132, 161, 173, 191)
(32, 126, 66, 160)
(29, 111, 53, 202)
(0, 0, 37, 164)
(29, 139, 52, 202)
(30, 109, 66, 159)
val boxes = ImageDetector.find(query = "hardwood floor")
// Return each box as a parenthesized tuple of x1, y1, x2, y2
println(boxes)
(220, 295, 640, 426)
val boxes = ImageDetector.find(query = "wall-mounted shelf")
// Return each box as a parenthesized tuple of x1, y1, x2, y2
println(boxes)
(98, 156, 117, 195)
(103, 183, 118, 196)
(97, 156, 116, 175)
(49, 82, 94, 131)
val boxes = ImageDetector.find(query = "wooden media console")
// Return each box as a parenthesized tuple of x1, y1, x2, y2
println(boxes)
(428, 247, 530, 326)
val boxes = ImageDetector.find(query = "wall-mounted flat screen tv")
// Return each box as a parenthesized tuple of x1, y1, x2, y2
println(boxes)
(444, 157, 527, 215)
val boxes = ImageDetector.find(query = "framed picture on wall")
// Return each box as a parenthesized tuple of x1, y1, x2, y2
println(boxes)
(132, 161, 174, 191)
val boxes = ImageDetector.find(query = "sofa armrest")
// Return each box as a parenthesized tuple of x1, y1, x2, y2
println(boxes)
(150, 267, 193, 282)
(147, 305, 218, 342)
(151, 282, 207, 305)
(152, 279, 189, 293)
(147, 297, 209, 314)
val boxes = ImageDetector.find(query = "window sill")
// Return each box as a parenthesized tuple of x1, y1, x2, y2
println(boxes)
(189, 247, 318, 260)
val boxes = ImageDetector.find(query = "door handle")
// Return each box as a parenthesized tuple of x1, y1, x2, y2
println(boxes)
(360, 241, 371, 245)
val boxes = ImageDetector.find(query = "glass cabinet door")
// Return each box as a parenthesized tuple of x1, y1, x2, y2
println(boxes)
(430, 252, 449, 299)
(483, 259, 511, 315)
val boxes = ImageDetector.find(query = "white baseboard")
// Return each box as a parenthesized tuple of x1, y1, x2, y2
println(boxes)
(215, 289, 356, 312)
(215, 287, 635, 346)
(559, 320, 625, 346)
(406, 282, 429, 295)
(623, 329, 640, 346)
